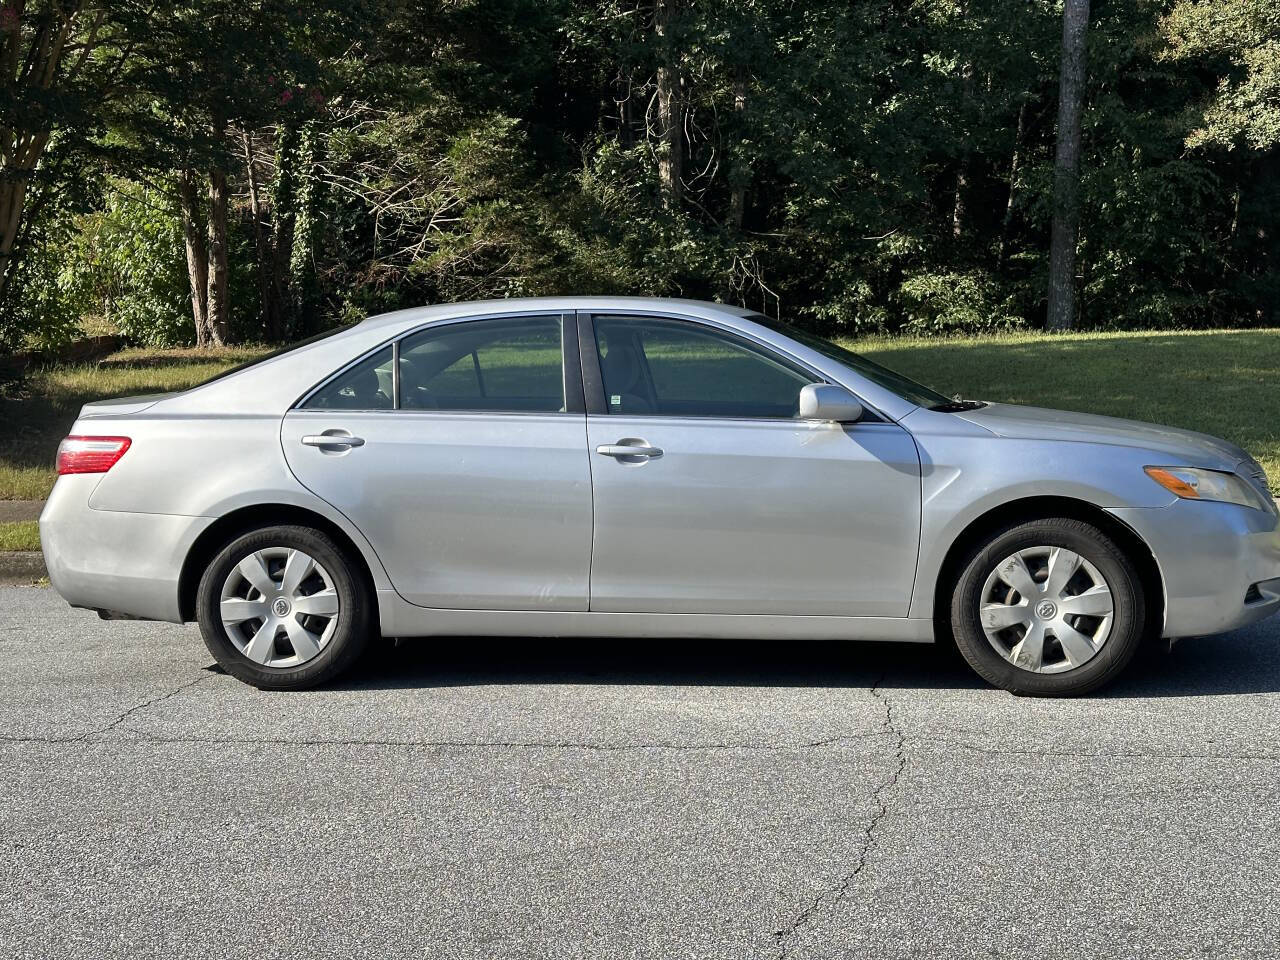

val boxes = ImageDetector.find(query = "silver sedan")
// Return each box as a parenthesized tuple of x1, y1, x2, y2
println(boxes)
(39, 298, 1280, 695)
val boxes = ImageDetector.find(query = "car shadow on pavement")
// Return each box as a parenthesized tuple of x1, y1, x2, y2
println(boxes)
(334, 636, 982, 692)
(1104, 630, 1280, 698)
(325, 622, 1280, 698)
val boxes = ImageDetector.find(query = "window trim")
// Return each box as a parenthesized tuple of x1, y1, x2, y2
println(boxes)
(577, 309, 881, 423)
(295, 311, 583, 416)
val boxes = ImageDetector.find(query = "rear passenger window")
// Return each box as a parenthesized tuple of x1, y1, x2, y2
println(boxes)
(303, 346, 394, 410)
(398, 317, 566, 413)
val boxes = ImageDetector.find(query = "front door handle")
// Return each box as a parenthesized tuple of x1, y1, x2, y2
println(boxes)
(301, 433, 365, 449)
(596, 440, 663, 460)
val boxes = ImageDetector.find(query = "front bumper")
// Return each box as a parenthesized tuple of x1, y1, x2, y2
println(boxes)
(39, 476, 214, 623)
(1110, 499, 1280, 637)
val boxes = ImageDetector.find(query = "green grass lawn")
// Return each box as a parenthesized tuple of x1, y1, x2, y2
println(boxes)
(0, 521, 39, 551)
(4, 346, 266, 502)
(847, 328, 1280, 487)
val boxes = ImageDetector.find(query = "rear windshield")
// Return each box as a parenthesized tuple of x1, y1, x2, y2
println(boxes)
(194, 324, 357, 389)
(747, 315, 950, 408)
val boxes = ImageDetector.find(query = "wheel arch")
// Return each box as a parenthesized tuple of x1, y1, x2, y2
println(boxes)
(178, 503, 380, 626)
(931, 496, 1165, 639)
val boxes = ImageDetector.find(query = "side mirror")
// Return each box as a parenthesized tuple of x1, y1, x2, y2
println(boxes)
(798, 383, 864, 423)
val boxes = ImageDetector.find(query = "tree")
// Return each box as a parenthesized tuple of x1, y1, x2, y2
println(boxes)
(653, 0, 682, 208)
(101, 1, 370, 345)
(176, 168, 210, 343)
(0, 2, 115, 306)
(1046, 0, 1090, 331)
(1161, 0, 1280, 324)
(11, 0, 1280, 352)
(1162, 0, 1280, 151)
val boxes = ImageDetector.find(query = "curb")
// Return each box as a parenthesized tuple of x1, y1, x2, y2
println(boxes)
(0, 551, 46, 585)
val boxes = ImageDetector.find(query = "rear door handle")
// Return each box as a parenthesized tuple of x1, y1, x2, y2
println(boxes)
(302, 434, 365, 448)
(596, 441, 663, 460)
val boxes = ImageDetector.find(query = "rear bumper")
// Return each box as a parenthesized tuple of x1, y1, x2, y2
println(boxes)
(39, 476, 213, 623)
(1109, 500, 1280, 637)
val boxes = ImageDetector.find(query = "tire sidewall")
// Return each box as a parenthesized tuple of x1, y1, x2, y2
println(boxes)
(950, 518, 1145, 696)
(196, 525, 371, 690)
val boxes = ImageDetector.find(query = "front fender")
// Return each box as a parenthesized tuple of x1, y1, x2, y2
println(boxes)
(906, 432, 1176, 620)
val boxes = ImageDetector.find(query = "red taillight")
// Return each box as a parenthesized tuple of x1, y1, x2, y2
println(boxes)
(56, 436, 132, 475)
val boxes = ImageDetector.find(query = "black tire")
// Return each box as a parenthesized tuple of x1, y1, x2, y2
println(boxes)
(949, 517, 1146, 697)
(196, 524, 373, 690)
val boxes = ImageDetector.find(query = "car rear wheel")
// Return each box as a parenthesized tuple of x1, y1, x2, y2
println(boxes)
(196, 524, 373, 690)
(950, 517, 1146, 696)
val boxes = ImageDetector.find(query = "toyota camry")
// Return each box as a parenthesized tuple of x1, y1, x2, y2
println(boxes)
(39, 297, 1280, 695)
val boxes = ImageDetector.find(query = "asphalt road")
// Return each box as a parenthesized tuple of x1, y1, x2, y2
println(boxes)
(2, 585, 1279, 959)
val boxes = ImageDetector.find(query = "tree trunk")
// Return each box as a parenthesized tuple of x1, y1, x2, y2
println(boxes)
(1229, 175, 1241, 241)
(0, 145, 39, 298)
(206, 166, 230, 346)
(0, 0, 79, 303)
(952, 68, 973, 241)
(950, 4, 972, 242)
(1046, 0, 1091, 331)
(654, 0, 682, 208)
(727, 69, 748, 231)
(178, 169, 212, 346)
(998, 99, 1028, 268)
(270, 125, 299, 331)
(242, 130, 285, 341)
(617, 68, 637, 148)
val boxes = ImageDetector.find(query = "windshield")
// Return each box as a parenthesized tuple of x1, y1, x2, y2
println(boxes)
(193, 323, 357, 389)
(747, 315, 952, 408)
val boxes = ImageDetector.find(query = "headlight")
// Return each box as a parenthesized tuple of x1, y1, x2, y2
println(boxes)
(1144, 466, 1271, 511)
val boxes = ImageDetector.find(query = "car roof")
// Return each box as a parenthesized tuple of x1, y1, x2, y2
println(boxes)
(356, 296, 757, 332)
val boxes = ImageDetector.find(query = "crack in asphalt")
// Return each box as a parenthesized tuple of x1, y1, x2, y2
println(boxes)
(3, 682, 1279, 765)
(770, 674, 907, 959)
(103, 732, 892, 752)
(0, 729, 891, 752)
(3, 727, 1276, 764)
(0, 674, 901, 750)
(914, 779, 1277, 817)
(0, 676, 210, 745)
(911, 734, 1280, 763)
(86, 675, 211, 739)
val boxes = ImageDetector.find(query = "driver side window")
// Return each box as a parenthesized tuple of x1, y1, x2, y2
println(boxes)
(593, 316, 818, 419)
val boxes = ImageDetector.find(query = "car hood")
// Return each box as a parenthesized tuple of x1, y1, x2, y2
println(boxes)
(954, 402, 1247, 470)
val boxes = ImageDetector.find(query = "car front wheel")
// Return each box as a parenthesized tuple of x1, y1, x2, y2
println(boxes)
(196, 524, 373, 690)
(950, 517, 1146, 696)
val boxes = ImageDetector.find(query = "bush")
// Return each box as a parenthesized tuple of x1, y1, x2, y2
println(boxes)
(3, 237, 88, 352)
(897, 270, 1025, 335)
(70, 180, 193, 347)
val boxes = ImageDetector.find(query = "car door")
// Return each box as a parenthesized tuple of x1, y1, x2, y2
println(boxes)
(282, 312, 593, 611)
(581, 312, 921, 617)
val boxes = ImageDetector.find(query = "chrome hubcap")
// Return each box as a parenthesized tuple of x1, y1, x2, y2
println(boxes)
(979, 546, 1114, 674)
(219, 547, 339, 668)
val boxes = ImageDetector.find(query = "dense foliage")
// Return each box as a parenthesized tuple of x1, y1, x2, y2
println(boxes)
(1, 0, 1277, 349)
